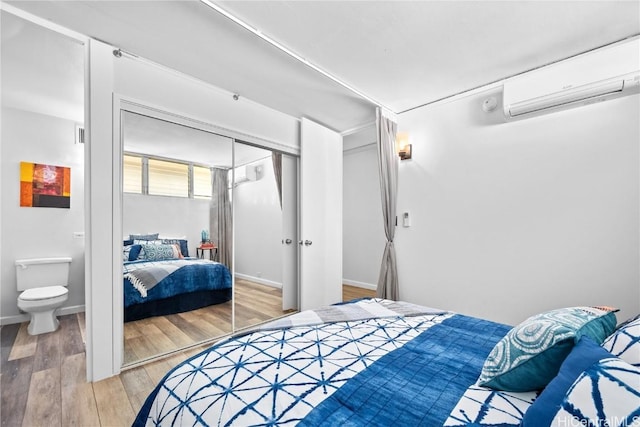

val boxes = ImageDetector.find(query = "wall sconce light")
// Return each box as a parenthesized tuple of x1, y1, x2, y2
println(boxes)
(396, 132, 412, 160)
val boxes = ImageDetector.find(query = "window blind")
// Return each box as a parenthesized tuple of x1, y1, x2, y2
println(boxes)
(193, 166, 212, 199)
(148, 158, 189, 197)
(123, 155, 142, 194)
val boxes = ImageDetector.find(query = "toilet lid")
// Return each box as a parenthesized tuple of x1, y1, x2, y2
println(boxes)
(20, 286, 68, 301)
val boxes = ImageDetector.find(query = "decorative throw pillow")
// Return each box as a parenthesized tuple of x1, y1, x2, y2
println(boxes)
(127, 244, 143, 261)
(602, 314, 640, 367)
(521, 337, 640, 426)
(170, 244, 184, 259)
(478, 306, 618, 391)
(140, 243, 180, 261)
(161, 239, 189, 257)
(134, 239, 162, 245)
(122, 245, 132, 262)
(129, 233, 159, 241)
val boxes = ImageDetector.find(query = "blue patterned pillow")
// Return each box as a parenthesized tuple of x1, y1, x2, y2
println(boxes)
(140, 244, 180, 261)
(521, 337, 640, 426)
(602, 314, 640, 367)
(478, 307, 618, 391)
(134, 239, 162, 245)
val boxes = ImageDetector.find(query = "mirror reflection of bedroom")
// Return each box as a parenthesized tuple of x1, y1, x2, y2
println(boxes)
(233, 141, 298, 330)
(121, 111, 298, 366)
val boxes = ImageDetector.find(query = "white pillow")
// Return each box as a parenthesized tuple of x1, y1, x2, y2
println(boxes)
(601, 314, 640, 367)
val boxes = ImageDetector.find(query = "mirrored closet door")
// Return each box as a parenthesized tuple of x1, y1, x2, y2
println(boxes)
(119, 108, 300, 367)
(121, 110, 234, 366)
(232, 142, 299, 331)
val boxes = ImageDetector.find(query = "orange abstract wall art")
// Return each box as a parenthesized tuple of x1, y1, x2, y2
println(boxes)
(20, 162, 71, 208)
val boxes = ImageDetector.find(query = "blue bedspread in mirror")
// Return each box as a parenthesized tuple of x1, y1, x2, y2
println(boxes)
(123, 258, 232, 322)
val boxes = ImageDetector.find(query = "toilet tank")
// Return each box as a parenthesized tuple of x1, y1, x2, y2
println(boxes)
(15, 257, 72, 291)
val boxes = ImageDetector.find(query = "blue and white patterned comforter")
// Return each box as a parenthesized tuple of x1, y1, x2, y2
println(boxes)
(134, 299, 536, 426)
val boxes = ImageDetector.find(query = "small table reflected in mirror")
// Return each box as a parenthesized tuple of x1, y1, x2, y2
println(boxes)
(197, 241, 218, 261)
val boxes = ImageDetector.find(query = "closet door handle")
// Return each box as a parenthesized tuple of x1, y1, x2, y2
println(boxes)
(284, 239, 293, 245)
(304, 240, 313, 246)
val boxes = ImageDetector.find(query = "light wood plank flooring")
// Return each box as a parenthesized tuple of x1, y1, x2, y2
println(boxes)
(1, 285, 375, 426)
(123, 279, 294, 365)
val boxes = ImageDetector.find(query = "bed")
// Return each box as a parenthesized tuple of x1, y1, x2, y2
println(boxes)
(133, 298, 640, 426)
(123, 235, 232, 322)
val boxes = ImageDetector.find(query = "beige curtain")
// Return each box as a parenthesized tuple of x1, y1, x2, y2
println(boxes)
(210, 168, 232, 268)
(376, 107, 399, 300)
(272, 152, 283, 208)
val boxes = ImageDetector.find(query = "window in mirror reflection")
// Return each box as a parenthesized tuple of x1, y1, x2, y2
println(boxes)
(123, 154, 142, 194)
(193, 165, 212, 199)
(148, 158, 189, 197)
(123, 153, 215, 201)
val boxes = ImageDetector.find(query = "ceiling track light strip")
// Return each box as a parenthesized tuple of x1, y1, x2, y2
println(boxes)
(200, 0, 391, 113)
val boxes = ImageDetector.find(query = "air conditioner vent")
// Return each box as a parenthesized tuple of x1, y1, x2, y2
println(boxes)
(503, 37, 639, 120)
(508, 79, 625, 117)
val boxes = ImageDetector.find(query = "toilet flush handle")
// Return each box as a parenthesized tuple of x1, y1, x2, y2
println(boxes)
(17, 263, 27, 269)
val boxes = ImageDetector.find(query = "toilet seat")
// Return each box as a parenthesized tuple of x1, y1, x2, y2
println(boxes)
(19, 285, 68, 301)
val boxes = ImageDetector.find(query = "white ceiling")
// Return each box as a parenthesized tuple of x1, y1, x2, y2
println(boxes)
(220, 0, 640, 113)
(3, 1, 640, 133)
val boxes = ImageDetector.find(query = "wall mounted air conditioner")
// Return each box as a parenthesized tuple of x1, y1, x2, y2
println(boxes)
(233, 163, 263, 186)
(503, 37, 639, 120)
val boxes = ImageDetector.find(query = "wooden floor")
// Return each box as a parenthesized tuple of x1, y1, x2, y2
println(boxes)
(1, 285, 375, 426)
(123, 279, 290, 365)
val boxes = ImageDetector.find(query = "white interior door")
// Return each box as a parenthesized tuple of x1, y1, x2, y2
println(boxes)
(281, 154, 298, 311)
(299, 118, 343, 311)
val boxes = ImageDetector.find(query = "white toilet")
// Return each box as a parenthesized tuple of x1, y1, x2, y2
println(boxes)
(16, 257, 71, 335)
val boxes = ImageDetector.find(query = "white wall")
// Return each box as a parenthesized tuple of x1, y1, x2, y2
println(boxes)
(123, 194, 210, 257)
(1, 108, 85, 323)
(234, 158, 283, 286)
(396, 89, 639, 325)
(343, 141, 385, 289)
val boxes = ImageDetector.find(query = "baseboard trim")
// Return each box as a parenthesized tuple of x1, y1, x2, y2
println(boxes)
(235, 273, 282, 289)
(1, 304, 85, 326)
(1, 313, 29, 326)
(342, 279, 377, 291)
(59, 304, 85, 316)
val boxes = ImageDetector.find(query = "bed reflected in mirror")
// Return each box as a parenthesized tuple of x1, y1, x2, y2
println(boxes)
(121, 110, 234, 366)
